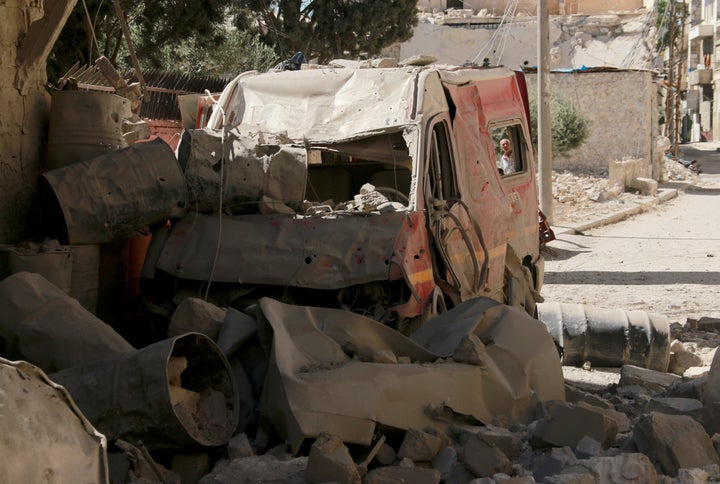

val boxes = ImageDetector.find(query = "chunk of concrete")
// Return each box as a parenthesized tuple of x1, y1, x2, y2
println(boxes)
(576, 401, 631, 433)
(397, 428, 444, 462)
(629, 177, 658, 196)
(168, 297, 226, 339)
(431, 446, 458, 481)
(633, 412, 720, 477)
(563, 453, 658, 483)
(364, 466, 441, 484)
(618, 365, 680, 393)
(532, 446, 577, 482)
(702, 349, 720, 434)
(669, 350, 704, 376)
(305, 432, 361, 484)
(461, 434, 511, 478)
(450, 424, 523, 460)
(227, 433, 254, 459)
(452, 334, 488, 366)
(532, 401, 618, 449)
(198, 455, 307, 483)
(645, 397, 704, 418)
(375, 442, 397, 466)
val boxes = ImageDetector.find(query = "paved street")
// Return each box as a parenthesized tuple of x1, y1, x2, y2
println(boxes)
(541, 154, 720, 322)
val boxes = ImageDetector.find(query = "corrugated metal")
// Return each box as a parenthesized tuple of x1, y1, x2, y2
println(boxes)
(61, 64, 231, 120)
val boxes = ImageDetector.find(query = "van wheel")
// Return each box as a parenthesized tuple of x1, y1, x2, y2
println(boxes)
(504, 248, 538, 317)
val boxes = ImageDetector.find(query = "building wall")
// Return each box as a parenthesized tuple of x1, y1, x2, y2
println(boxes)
(398, 13, 657, 70)
(0, 0, 74, 243)
(525, 71, 656, 174)
(416, 0, 646, 15)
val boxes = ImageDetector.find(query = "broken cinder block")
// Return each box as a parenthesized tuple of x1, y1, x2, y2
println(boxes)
(305, 432, 361, 484)
(397, 428, 444, 462)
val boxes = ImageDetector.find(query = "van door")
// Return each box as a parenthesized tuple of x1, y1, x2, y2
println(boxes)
(424, 116, 484, 305)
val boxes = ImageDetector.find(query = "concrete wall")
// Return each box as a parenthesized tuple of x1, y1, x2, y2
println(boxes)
(417, 0, 645, 15)
(0, 1, 75, 243)
(398, 13, 658, 70)
(525, 71, 657, 175)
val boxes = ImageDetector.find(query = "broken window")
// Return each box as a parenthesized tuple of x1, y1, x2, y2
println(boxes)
(304, 131, 413, 209)
(491, 123, 526, 177)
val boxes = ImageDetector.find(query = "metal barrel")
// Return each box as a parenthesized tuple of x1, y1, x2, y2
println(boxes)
(46, 90, 131, 170)
(51, 333, 239, 450)
(535, 302, 670, 372)
(38, 138, 188, 245)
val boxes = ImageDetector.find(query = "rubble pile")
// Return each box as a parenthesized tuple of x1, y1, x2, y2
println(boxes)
(196, 317, 720, 484)
(551, 158, 706, 228)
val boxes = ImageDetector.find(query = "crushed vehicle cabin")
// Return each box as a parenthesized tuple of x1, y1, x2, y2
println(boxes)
(146, 62, 552, 330)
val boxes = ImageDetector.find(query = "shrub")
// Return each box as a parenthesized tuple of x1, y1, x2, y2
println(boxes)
(529, 93, 590, 156)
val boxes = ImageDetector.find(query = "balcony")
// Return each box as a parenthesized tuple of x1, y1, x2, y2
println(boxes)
(688, 68, 713, 85)
(689, 23, 714, 40)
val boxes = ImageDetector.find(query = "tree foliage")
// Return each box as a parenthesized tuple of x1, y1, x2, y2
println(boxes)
(49, 0, 420, 82)
(529, 93, 591, 156)
(232, 0, 420, 64)
(49, 0, 235, 83)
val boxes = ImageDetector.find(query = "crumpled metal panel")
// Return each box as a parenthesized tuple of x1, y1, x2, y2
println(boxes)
(0, 358, 108, 483)
(155, 211, 406, 289)
(209, 68, 419, 141)
(180, 127, 307, 214)
(39, 138, 188, 245)
(256, 296, 565, 451)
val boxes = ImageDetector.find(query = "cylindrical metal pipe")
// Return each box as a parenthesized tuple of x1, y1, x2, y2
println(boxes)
(535, 302, 670, 372)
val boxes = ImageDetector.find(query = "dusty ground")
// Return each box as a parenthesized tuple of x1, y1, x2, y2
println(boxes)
(542, 146, 720, 387)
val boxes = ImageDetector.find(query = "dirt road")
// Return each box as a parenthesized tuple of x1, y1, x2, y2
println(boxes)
(541, 175, 720, 324)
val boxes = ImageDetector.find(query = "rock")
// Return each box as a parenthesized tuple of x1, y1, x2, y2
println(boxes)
(702, 349, 720, 433)
(574, 436, 603, 458)
(198, 455, 307, 483)
(305, 432, 361, 484)
(364, 466, 441, 484)
(462, 434, 511, 478)
(618, 365, 681, 393)
(633, 412, 720, 477)
(532, 401, 618, 449)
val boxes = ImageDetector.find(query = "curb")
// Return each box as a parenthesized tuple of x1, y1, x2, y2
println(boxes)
(551, 185, 685, 236)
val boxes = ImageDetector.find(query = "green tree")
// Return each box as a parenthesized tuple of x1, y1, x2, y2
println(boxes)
(48, 0, 235, 83)
(232, 0, 419, 64)
(529, 93, 590, 156)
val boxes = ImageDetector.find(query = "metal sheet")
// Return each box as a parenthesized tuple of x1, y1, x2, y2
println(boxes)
(0, 358, 108, 484)
(156, 211, 406, 289)
(209, 68, 419, 141)
(256, 296, 565, 451)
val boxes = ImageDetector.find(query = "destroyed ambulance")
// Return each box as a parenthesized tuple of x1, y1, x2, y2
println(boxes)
(157, 61, 552, 331)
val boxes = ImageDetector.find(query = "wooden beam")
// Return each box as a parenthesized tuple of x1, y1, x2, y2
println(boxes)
(17, 0, 77, 67)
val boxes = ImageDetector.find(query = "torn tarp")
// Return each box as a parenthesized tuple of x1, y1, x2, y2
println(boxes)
(256, 297, 564, 452)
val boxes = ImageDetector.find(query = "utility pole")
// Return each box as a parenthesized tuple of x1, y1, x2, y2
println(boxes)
(665, 0, 676, 142)
(538, 0, 553, 222)
(673, 2, 685, 157)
